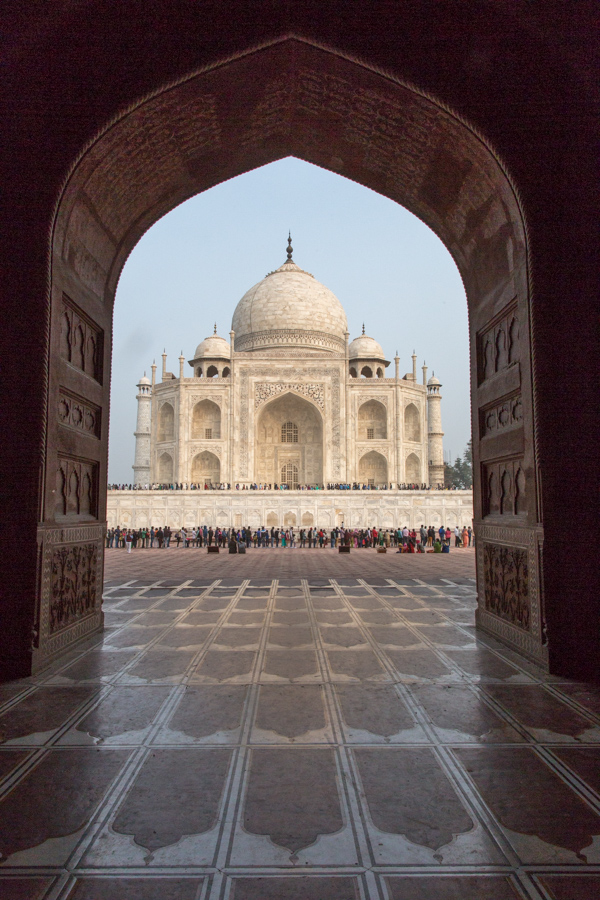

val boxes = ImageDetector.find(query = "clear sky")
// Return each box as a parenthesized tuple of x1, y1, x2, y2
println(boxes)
(109, 157, 470, 483)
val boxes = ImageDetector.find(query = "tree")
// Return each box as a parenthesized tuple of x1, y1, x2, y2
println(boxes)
(444, 439, 473, 489)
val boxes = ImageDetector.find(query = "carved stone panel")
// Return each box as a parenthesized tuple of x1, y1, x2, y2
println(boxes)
(60, 294, 104, 383)
(480, 392, 523, 438)
(55, 456, 98, 520)
(34, 523, 105, 673)
(483, 542, 530, 631)
(476, 523, 546, 669)
(483, 457, 526, 517)
(477, 300, 519, 385)
(58, 389, 101, 438)
(50, 542, 98, 634)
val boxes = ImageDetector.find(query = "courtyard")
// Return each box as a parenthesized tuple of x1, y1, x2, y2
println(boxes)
(0, 548, 598, 898)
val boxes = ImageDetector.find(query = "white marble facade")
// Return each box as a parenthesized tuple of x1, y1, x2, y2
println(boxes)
(107, 489, 474, 531)
(122, 241, 471, 525)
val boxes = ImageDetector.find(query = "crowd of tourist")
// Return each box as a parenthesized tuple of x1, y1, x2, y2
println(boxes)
(106, 524, 474, 553)
(107, 482, 458, 491)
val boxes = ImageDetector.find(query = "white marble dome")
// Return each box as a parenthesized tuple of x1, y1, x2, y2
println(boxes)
(348, 333, 386, 360)
(193, 333, 231, 359)
(231, 257, 348, 354)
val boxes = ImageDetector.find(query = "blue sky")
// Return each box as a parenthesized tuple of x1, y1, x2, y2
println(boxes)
(109, 157, 470, 482)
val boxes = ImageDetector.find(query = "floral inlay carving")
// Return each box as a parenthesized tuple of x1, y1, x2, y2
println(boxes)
(50, 543, 98, 633)
(483, 542, 530, 631)
(255, 382, 324, 410)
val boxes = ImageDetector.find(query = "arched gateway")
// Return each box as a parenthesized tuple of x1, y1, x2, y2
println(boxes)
(1, 21, 596, 682)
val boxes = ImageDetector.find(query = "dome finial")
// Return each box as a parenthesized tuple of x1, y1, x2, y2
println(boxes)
(362, 323, 365, 335)
(287, 231, 293, 262)
(214, 322, 217, 335)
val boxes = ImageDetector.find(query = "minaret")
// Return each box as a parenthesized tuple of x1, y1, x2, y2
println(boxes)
(427, 372, 445, 487)
(412, 350, 417, 382)
(133, 373, 152, 486)
(422, 360, 428, 386)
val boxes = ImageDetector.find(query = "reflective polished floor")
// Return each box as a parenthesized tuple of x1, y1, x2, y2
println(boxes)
(0, 549, 599, 899)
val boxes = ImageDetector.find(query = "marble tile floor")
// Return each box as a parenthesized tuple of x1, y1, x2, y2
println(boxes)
(1, 557, 599, 898)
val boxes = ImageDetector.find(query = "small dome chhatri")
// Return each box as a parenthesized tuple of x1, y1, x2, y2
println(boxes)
(231, 236, 348, 354)
(348, 332, 388, 364)
(193, 332, 231, 360)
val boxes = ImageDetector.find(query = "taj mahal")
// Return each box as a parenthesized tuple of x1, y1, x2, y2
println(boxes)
(107, 238, 473, 531)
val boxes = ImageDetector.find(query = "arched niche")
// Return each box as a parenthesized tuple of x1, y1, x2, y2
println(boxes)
(349, 367, 357, 378)
(191, 450, 220, 485)
(406, 452, 421, 483)
(255, 392, 323, 487)
(206, 365, 218, 378)
(404, 403, 421, 442)
(157, 402, 174, 442)
(157, 452, 173, 483)
(358, 399, 387, 440)
(302, 512, 314, 526)
(266, 511, 278, 527)
(26, 35, 568, 678)
(358, 450, 388, 486)
(360, 366, 373, 379)
(192, 399, 221, 440)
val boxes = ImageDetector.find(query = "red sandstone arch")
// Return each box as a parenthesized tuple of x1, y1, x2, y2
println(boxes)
(2, 18, 596, 681)
(43, 40, 539, 670)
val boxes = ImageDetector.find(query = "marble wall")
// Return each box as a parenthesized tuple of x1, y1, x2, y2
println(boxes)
(107, 489, 474, 531)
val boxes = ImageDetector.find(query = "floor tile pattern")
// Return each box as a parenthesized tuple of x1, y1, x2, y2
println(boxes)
(0, 551, 599, 898)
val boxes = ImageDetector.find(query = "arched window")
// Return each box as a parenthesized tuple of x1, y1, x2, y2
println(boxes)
(206, 365, 218, 378)
(281, 463, 299, 489)
(158, 452, 173, 482)
(222, 366, 230, 378)
(360, 365, 373, 378)
(191, 450, 220, 485)
(349, 366, 357, 378)
(405, 452, 420, 483)
(358, 400, 387, 440)
(404, 403, 421, 442)
(281, 421, 299, 443)
(358, 450, 387, 486)
(192, 399, 221, 439)
(157, 402, 174, 441)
